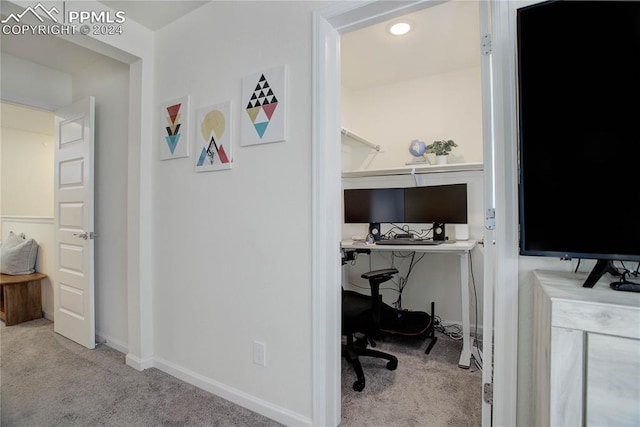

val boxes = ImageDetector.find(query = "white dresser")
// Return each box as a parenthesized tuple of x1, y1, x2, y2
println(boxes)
(533, 270, 640, 427)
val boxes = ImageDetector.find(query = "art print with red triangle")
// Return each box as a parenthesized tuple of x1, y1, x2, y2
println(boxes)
(159, 95, 190, 160)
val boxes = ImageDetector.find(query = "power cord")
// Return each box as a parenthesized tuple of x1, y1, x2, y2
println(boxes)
(389, 251, 426, 309)
(433, 315, 463, 340)
(574, 259, 640, 282)
(611, 262, 640, 287)
(382, 223, 434, 240)
(619, 261, 640, 279)
(469, 252, 482, 364)
(574, 258, 581, 273)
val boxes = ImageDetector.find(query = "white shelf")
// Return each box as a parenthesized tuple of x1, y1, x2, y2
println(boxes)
(341, 127, 380, 152)
(342, 162, 483, 178)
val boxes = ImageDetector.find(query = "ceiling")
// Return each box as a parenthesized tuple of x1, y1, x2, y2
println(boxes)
(0, 1, 210, 74)
(98, 1, 209, 31)
(0, 1, 479, 89)
(341, 0, 480, 90)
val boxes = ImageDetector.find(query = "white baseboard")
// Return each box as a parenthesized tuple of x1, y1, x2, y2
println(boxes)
(96, 332, 128, 354)
(43, 310, 54, 321)
(153, 356, 312, 427)
(125, 353, 154, 371)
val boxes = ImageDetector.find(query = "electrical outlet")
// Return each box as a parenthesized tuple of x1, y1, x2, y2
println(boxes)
(253, 341, 266, 367)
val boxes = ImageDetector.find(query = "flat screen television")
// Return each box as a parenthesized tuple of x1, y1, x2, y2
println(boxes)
(517, 0, 640, 288)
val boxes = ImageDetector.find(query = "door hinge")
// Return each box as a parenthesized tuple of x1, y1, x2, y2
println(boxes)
(485, 208, 496, 230)
(481, 34, 492, 55)
(483, 382, 493, 405)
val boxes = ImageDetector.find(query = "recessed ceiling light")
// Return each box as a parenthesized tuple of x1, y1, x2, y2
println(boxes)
(388, 21, 412, 36)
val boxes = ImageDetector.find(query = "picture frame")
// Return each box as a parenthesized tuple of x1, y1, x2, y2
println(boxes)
(195, 101, 232, 172)
(241, 65, 287, 146)
(159, 95, 190, 160)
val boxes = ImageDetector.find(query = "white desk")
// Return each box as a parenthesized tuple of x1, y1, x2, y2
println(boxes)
(341, 239, 477, 368)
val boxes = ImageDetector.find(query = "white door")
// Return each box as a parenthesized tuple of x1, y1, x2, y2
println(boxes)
(53, 96, 96, 349)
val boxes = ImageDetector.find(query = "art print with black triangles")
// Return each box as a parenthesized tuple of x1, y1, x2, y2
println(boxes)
(241, 65, 287, 146)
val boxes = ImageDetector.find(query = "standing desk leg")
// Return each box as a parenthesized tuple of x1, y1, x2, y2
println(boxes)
(458, 252, 472, 368)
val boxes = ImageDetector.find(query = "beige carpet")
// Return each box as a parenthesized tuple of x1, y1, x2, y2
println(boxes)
(0, 319, 281, 426)
(1, 319, 481, 426)
(340, 333, 482, 426)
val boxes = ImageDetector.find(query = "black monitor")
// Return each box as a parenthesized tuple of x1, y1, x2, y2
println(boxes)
(343, 188, 404, 224)
(343, 184, 468, 240)
(404, 184, 468, 224)
(517, 0, 640, 288)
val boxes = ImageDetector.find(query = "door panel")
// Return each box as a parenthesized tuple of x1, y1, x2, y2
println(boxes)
(53, 96, 96, 349)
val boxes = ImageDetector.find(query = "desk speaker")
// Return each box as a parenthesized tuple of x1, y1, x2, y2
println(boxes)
(368, 222, 381, 241)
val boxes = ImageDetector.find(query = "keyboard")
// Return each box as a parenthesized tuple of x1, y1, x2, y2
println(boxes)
(376, 238, 442, 246)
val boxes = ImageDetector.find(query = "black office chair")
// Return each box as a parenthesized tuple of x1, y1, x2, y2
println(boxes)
(342, 268, 399, 392)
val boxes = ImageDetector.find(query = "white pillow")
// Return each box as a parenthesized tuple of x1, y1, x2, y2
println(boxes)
(0, 231, 39, 275)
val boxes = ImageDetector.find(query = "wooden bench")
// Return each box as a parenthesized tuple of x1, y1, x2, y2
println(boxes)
(0, 272, 47, 326)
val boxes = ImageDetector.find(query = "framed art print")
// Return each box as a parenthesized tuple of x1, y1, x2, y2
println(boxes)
(159, 95, 190, 160)
(195, 101, 232, 172)
(241, 65, 287, 146)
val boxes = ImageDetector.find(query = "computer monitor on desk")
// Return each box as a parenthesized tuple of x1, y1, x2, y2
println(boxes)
(343, 188, 404, 240)
(343, 184, 468, 241)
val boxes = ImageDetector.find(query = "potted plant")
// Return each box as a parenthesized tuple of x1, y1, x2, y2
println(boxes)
(425, 139, 457, 164)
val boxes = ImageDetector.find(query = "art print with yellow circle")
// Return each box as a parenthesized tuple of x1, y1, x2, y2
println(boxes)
(196, 101, 232, 172)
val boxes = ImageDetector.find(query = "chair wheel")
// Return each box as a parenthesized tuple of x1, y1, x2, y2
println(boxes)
(386, 359, 398, 370)
(353, 380, 365, 392)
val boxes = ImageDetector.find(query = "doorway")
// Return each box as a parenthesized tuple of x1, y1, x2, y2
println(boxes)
(338, 1, 483, 424)
(311, 1, 514, 425)
(0, 38, 131, 352)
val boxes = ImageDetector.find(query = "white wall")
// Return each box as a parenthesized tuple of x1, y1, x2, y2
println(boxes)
(0, 53, 72, 110)
(152, 2, 321, 423)
(72, 56, 130, 352)
(0, 102, 56, 318)
(342, 67, 482, 171)
(0, 103, 54, 217)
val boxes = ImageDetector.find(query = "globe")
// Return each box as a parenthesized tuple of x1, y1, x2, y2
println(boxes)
(409, 139, 427, 158)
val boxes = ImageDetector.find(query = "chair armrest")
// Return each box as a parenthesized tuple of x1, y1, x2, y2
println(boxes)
(358, 268, 399, 338)
(361, 268, 398, 280)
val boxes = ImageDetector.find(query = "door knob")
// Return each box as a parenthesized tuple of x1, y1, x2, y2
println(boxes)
(73, 232, 95, 240)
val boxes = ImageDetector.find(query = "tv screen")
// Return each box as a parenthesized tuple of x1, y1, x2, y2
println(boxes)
(404, 184, 468, 224)
(517, 1, 640, 286)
